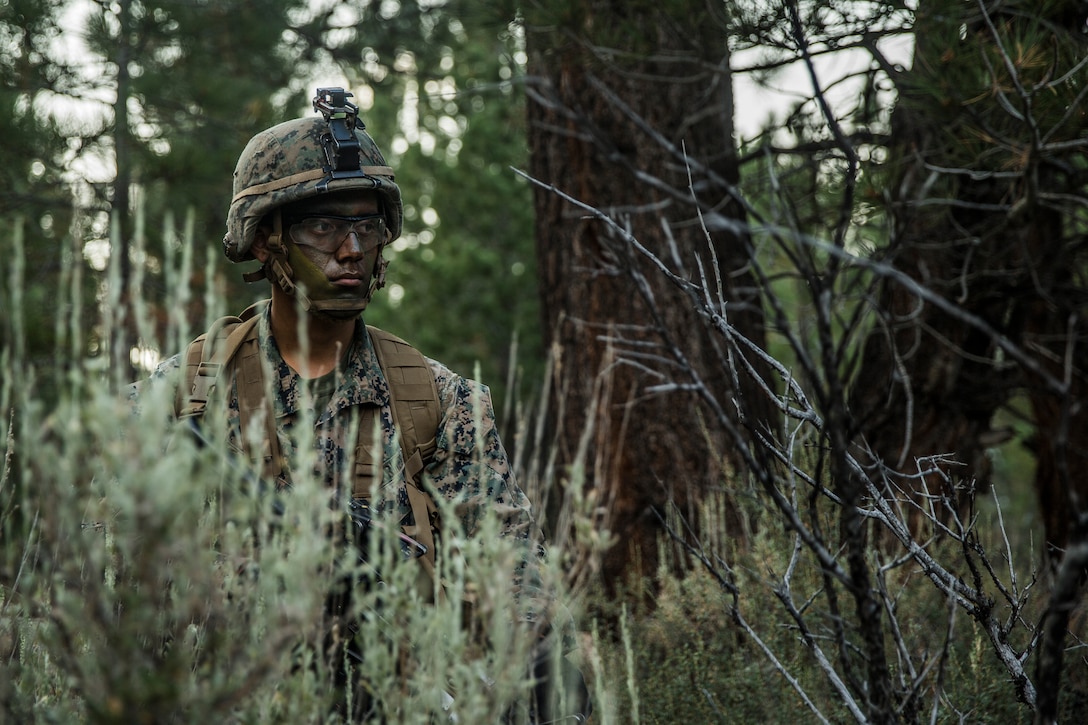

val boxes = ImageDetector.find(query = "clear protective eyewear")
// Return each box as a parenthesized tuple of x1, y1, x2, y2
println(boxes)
(287, 213, 387, 253)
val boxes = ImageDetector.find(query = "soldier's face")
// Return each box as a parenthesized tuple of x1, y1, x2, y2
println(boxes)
(254, 190, 390, 309)
(284, 190, 387, 285)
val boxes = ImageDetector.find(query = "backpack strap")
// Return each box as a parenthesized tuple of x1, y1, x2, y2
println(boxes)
(178, 307, 261, 418)
(366, 326, 440, 482)
(363, 325, 442, 587)
(178, 303, 279, 479)
(182, 314, 443, 572)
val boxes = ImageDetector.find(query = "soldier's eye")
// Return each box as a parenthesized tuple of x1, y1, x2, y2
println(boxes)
(303, 218, 338, 236)
(353, 220, 380, 235)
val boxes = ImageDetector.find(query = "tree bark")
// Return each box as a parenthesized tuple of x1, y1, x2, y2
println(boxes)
(112, 0, 136, 380)
(851, 0, 1088, 554)
(525, 0, 773, 594)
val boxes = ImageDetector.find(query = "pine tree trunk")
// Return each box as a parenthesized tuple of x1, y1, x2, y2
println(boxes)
(525, 1, 772, 593)
(852, 0, 1088, 553)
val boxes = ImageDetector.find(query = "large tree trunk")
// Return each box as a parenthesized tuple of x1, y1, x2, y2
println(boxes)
(851, 0, 1088, 554)
(525, 2, 773, 594)
(848, 2, 1088, 718)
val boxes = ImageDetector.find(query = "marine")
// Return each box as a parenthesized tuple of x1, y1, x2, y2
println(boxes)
(132, 87, 588, 721)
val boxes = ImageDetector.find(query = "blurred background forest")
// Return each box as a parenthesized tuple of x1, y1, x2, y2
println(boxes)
(1, 0, 541, 409)
(3, 0, 1088, 722)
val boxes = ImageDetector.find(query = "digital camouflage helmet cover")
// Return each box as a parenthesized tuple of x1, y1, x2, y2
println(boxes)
(224, 88, 402, 314)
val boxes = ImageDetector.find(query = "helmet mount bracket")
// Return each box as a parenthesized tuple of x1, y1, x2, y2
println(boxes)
(313, 87, 368, 183)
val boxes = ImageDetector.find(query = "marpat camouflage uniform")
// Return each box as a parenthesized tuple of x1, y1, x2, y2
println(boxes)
(146, 302, 542, 599)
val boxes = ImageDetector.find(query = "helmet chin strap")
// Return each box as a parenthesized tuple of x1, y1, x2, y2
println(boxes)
(244, 208, 386, 317)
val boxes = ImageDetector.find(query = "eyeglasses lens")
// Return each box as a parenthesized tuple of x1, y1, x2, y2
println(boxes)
(289, 215, 386, 252)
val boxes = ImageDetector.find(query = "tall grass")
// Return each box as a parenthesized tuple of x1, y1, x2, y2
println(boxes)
(0, 215, 582, 723)
(2, 211, 1081, 724)
(586, 495, 1048, 724)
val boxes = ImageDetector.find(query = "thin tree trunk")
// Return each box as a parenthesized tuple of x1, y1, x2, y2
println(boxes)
(112, 0, 135, 379)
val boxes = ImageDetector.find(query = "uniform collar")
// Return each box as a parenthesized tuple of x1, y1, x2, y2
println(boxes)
(257, 304, 390, 423)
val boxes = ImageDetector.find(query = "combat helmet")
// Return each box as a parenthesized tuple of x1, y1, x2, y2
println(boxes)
(224, 87, 402, 314)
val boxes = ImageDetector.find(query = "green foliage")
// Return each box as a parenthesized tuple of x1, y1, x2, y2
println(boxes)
(904, 0, 1088, 171)
(0, 0, 72, 215)
(0, 395, 547, 722)
(591, 568, 1036, 723)
(583, 493, 1056, 723)
(0, 239, 563, 722)
(360, 7, 541, 408)
(3, 0, 539, 416)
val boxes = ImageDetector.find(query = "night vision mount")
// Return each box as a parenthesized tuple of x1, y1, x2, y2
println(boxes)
(313, 87, 367, 180)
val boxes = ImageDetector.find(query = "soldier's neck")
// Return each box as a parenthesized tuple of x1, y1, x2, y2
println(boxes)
(268, 293, 356, 379)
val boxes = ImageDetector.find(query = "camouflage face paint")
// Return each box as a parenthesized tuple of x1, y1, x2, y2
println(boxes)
(284, 237, 385, 316)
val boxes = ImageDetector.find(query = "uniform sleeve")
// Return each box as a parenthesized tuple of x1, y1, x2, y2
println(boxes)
(426, 360, 547, 616)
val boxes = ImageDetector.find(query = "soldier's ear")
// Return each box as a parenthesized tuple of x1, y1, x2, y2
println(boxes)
(251, 213, 279, 263)
(251, 229, 270, 263)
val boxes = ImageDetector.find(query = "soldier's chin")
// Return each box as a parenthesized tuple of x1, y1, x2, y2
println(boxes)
(313, 291, 370, 319)
(317, 306, 364, 320)
(294, 279, 370, 319)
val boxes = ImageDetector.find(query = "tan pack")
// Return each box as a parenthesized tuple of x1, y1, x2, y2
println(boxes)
(177, 303, 441, 580)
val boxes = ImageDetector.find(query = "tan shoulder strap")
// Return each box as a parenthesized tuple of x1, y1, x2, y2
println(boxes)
(361, 326, 442, 590)
(177, 304, 277, 477)
(178, 314, 251, 418)
(178, 306, 265, 412)
(366, 325, 440, 481)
